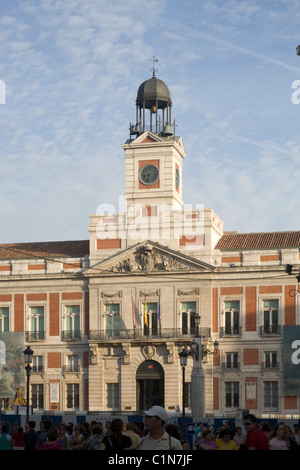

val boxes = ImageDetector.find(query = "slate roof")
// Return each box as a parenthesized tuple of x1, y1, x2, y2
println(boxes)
(0, 240, 89, 260)
(215, 231, 300, 251)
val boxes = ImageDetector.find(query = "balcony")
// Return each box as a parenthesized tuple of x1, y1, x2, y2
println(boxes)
(62, 330, 82, 341)
(261, 362, 280, 370)
(220, 326, 241, 337)
(62, 365, 81, 373)
(32, 365, 44, 374)
(259, 325, 281, 336)
(222, 362, 240, 371)
(25, 331, 45, 341)
(88, 327, 211, 342)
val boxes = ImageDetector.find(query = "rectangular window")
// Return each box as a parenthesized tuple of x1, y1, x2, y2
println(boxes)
(225, 352, 239, 369)
(263, 300, 279, 334)
(225, 382, 239, 408)
(65, 305, 80, 339)
(67, 383, 79, 409)
(67, 355, 79, 372)
(224, 301, 240, 335)
(181, 301, 196, 335)
(264, 352, 278, 369)
(105, 304, 120, 337)
(30, 306, 44, 340)
(107, 383, 119, 409)
(32, 384, 44, 410)
(0, 307, 9, 332)
(143, 302, 157, 336)
(264, 381, 278, 409)
(32, 355, 43, 373)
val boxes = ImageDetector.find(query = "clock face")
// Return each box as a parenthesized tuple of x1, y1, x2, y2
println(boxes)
(175, 168, 180, 189)
(139, 164, 159, 185)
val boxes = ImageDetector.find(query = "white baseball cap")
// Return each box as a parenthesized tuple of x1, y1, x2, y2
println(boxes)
(144, 406, 168, 422)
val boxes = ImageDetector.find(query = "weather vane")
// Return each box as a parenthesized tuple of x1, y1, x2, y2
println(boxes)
(150, 56, 159, 77)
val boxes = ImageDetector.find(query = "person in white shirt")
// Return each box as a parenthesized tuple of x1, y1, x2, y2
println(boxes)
(135, 406, 183, 451)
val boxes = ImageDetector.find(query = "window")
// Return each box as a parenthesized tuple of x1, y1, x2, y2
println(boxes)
(264, 352, 278, 369)
(264, 381, 278, 409)
(65, 305, 80, 339)
(67, 383, 79, 409)
(29, 306, 44, 340)
(262, 300, 279, 334)
(225, 352, 239, 369)
(32, 384, 44, 410)
(225, 382, 239, 408)
(181, 301, 196, 335)
(107, 383, 119, 409)
(105, 304, 120, 337)
(66, 355, 79, 372)
(143, 302, 158, 336)
(32, 355, 43, 373)
(224, 301, 240, 335)
(0, 307, 9, 332)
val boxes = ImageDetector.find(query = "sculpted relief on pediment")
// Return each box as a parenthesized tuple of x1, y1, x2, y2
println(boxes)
(110, 244, 199, 273)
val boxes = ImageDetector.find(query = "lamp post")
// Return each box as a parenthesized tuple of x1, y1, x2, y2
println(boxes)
(24, 346, 33, 423)
(178, 348, 191, 443)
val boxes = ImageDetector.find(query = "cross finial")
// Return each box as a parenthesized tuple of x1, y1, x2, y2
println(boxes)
(150, 56, 159, 77)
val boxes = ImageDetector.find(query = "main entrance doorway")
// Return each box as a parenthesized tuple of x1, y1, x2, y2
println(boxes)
(136, 360, 164, 410)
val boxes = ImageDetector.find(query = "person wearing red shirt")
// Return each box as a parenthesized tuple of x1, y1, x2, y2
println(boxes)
(243, 414, 269, 450)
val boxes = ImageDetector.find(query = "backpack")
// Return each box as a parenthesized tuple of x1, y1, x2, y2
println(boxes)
(83, 435, 102, 450)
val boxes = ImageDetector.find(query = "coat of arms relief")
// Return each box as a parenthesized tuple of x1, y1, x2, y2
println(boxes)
(110, 244, 196, 273)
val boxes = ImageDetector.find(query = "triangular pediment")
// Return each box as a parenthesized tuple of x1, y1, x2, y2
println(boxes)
(84, 240, 215, 276)
(131, 131, 166, 144)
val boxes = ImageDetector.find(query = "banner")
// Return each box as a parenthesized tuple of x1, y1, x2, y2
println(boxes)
(283, 325, 300, 395)
(0, 332, 25, 400)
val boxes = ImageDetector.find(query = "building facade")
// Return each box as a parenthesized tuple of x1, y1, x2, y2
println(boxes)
(0, 73, 299, 418)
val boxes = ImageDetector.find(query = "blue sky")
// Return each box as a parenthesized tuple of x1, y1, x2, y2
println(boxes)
(1, 0, 300, 243)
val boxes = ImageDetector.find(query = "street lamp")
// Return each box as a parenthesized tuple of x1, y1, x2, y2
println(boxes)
(178, 348, 191, 443)
(297, 45, 300, 56)
(24, 346, 33, 423)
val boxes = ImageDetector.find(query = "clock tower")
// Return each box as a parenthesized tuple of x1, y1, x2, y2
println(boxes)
(122, 69, 186, 215)
(89, 66, 223, 261)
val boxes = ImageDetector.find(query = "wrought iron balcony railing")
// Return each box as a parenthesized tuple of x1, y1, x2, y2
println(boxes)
(260, 325, 281, 336)
(25, 331, 45, 341)
(261, 361, 280, 370)
(220, 326, 241, 337)
(62, 330, 82, 341)
(88, 327, 211, 341)
(62, 365, 81, 373)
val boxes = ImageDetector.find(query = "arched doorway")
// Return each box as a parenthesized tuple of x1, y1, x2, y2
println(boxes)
(136, 360, 164, 410)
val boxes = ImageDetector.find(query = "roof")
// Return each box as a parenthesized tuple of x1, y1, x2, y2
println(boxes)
(136, 76, 171, 109)
(215, 231, 300, 251)
(0, 240, 89, 260)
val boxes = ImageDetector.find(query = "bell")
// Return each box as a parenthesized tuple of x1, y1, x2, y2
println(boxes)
(161, 124, 173, 136)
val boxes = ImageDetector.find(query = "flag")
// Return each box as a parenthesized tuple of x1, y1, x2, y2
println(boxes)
(158, 296, 161, 329)
(131, 296, 136, 328)
(144, 297, 148, 326)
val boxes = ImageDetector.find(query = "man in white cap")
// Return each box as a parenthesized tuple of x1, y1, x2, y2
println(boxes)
(135, 406, 183, 450)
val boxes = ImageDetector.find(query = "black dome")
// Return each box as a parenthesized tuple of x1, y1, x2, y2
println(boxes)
(136, 76, 172, 110)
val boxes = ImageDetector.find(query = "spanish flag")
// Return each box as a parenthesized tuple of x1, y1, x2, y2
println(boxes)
(144, 297, 148, 326)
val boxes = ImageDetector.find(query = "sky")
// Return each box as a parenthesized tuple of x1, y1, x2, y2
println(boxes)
(1, 0, 300, 244)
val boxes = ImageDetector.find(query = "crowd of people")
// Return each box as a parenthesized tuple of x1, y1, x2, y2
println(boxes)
(0, 406, 183, 451)
(0, 409, 299, 451)
(194, 414, 300, 451)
